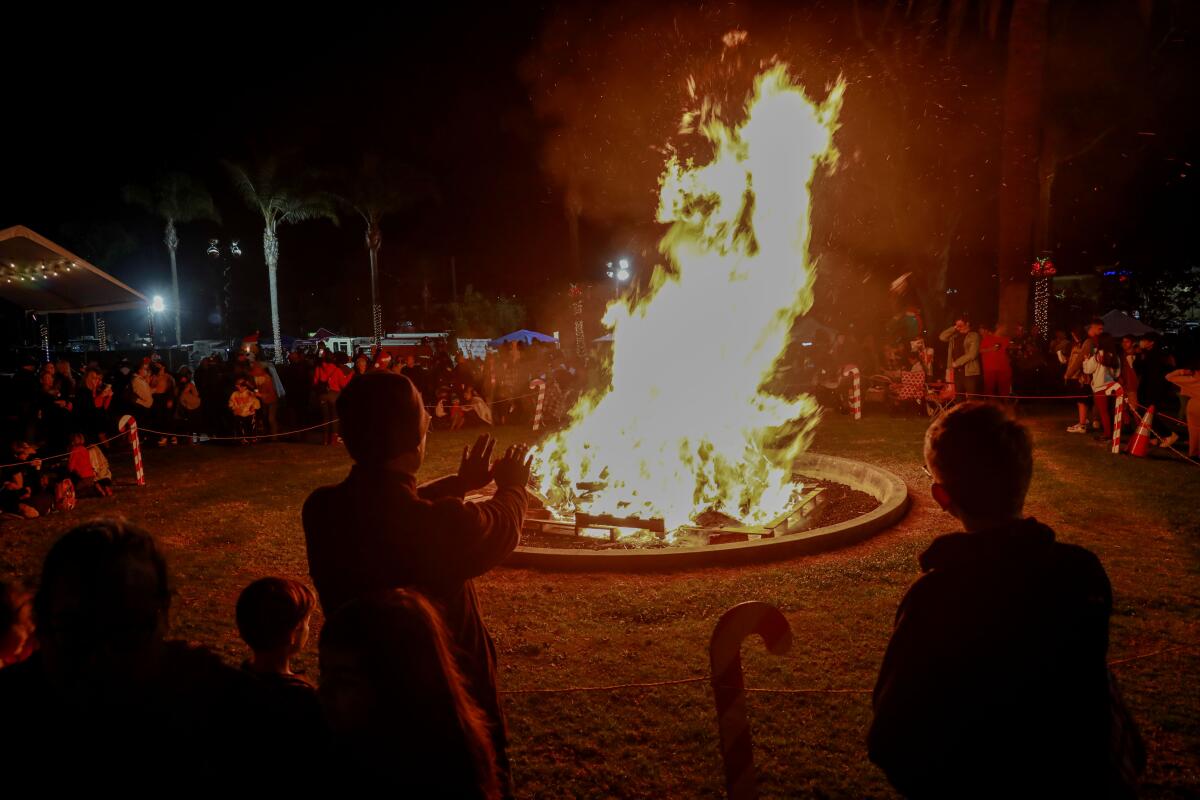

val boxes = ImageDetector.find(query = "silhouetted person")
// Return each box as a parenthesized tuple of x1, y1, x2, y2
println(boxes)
(319, 589, 500, 798)
(0, 581, 35, 668)
(302, 372, 529, 794)
(236, 577, 324, 743)
(0, 520, 273, 784)
(869, 403, 1144, 798)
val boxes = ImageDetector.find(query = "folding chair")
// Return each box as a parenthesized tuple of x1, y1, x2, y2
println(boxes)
(925, 380, 959, 418)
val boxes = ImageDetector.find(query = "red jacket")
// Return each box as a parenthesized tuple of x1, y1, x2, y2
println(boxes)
(312, 362, 349, 393)
(67, 446, 95, 479)
(980, 334, 1011, 374)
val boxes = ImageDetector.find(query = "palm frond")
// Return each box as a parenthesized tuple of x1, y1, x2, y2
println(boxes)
(162, 172, 222, 225)
(226, 154, 339, 228)
(224, 160, 269, 218)
(280, 192, 340, 227)
(338, 153, 433, 224)
(121, 183, 157, 213)
(123, 172, 221, 225)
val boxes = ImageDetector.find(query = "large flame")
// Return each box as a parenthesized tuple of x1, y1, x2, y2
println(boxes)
(535, 65, 844, 532)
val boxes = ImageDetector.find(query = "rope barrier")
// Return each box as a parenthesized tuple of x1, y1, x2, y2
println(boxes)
(1122, 403, 1199, 466)
(132, 390, 546, 443)
(1127, 400, 1188, 429)
(500, 677, 707, 695)
(1107, 645, 1197, 668)
(0, 429, 129, 471)
(962, 391, 1093, 400)
(136, 419, 336, 442)
(3, 388, 546, 463)
(429, 390, 540, 413)
(497, 644, 1189, 697)
(956, 390, 1191, 428)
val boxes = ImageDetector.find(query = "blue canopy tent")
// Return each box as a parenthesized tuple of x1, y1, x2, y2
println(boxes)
(1100, 310, 1157, 338)
(490, 329, 558, 346)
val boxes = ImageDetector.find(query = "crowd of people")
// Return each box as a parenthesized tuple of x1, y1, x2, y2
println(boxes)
(807, 310, 1199, 460)
(0, 339, 586, 520)
(0, 377, 1147, 795)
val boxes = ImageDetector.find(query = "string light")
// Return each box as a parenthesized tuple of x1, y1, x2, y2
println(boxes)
(570, 283, 587, 363)
(1031, 256, 1056, 340)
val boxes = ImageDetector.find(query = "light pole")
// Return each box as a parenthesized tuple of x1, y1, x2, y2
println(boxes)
(208, 239, 242, 341)
(606, 257, 631, 300)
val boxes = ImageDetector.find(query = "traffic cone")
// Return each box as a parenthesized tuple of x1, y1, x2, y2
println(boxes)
(1128, 405, 1156, 457)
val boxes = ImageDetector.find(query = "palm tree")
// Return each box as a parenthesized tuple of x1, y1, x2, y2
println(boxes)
(337, 154, 428, 344)
(226, 157, 338, 362)
(123, 173, 220, 346)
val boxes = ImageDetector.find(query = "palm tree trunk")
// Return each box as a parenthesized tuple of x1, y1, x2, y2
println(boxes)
(996, 0, 1049, 329)
(165, 218, 182, 346)
(264, 227, 284, 363)
(366, 219, 382, 345)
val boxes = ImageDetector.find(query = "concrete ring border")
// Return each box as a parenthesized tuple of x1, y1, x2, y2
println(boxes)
(504, 452, 910, 571)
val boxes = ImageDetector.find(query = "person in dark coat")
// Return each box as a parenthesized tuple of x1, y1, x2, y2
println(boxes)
(1136, 332, 1183, 447)
(869, 402, 1144, 799)
(1135, 333, 1175, 411)
(0, 520, 277, 786)
(302, 372, 530, 795)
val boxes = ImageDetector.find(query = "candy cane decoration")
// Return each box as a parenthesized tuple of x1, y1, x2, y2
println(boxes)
(709, 602, 793, 800)
(843, 365, 862, 420)
(530, 378, 547, 432)
(1105, 383, 1124, 455)
(118, 415, 145, 486)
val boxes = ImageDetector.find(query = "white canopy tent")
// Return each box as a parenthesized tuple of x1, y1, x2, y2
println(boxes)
(0, 225, 147, 314)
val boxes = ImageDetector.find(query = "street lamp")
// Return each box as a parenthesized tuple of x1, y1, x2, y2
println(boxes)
(606, 258, 632, 299)
(148, 295, 165, 345)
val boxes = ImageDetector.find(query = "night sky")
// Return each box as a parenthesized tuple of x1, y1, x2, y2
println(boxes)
(4, 1, 1199, 342)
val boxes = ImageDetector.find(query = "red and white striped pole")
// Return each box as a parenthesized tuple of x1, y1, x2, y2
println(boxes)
(709, 602, 793, 800)
(530, 378, 547, 432)
(1106, 383, 1124, 455)
(844, 365, 862, 420)
(118, 415, 145, 486)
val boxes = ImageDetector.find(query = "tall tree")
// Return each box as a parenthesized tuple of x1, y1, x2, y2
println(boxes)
(336, 155, 428, 343)
(122, 173, 220, 345)
(226, 158, 338, 362)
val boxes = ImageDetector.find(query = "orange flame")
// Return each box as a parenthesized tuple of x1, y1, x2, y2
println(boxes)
(536, 65, 844, 533)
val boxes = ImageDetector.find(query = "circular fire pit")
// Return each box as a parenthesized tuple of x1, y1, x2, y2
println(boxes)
(504, 453, 909, 571)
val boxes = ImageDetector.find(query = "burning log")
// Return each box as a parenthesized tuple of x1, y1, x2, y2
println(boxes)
(574, 513, 666, 539)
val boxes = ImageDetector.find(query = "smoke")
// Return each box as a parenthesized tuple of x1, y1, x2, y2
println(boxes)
(520, 2, 811, 228)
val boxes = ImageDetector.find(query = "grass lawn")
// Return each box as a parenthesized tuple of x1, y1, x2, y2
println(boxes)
(1, 407, 1197, 798)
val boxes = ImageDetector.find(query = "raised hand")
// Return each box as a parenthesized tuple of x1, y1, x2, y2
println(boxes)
(493, 443, 533, 490)
(457, 434, 496, 492)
